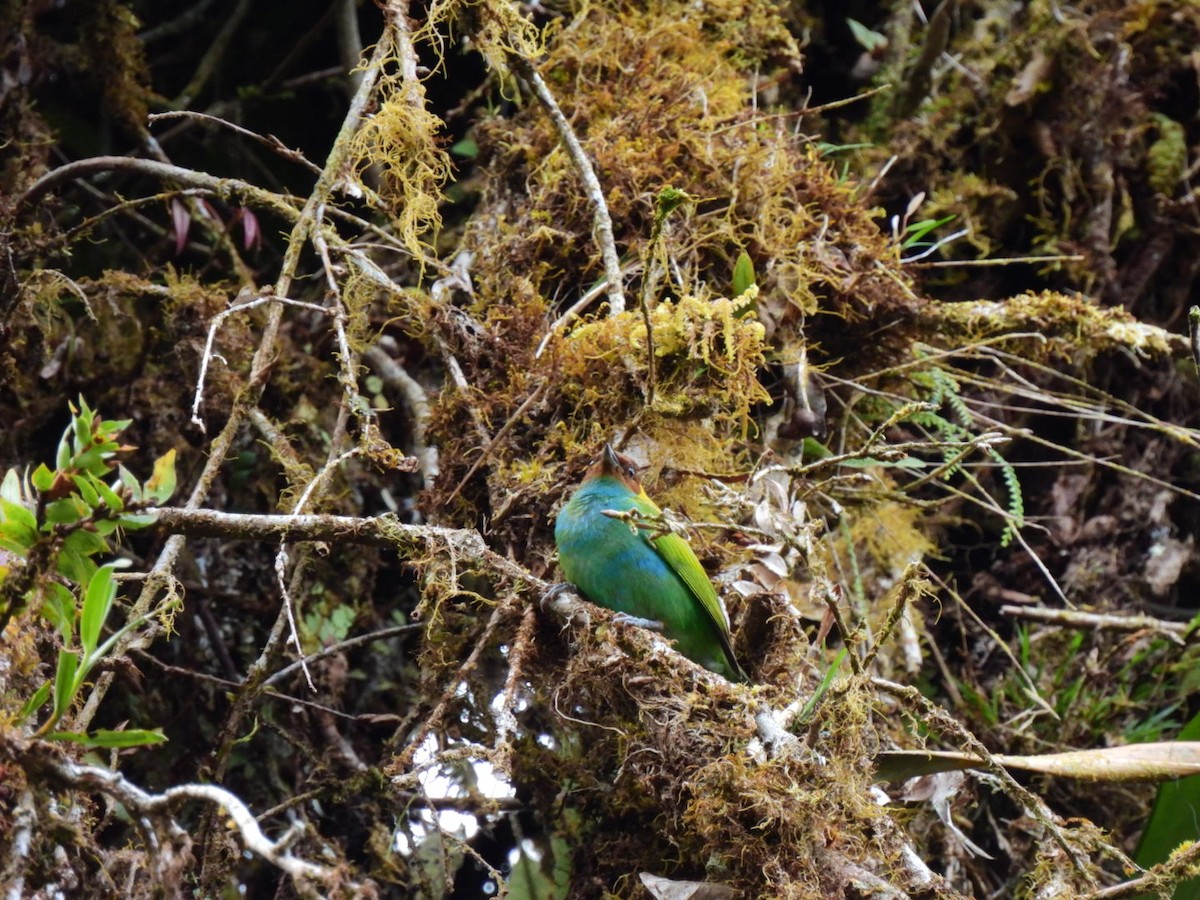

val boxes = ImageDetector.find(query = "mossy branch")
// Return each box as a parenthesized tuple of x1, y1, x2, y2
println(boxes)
(16, 156, 300, 220)
(146, 506, 543, 586)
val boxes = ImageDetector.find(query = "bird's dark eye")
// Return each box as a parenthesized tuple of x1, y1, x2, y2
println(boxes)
(625, 465, 637, 478)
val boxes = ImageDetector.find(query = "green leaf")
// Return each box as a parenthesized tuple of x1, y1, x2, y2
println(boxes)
(816, 141, 873, 157)
(80, 565, 116, 656)
(0, 494, 37, 531)
(93, 478, 124, 512)
(47, 728, 167, 748)
(0, 536, 32, 556)
(71, 474, 100, 508)
(42, 582, 77, 643)
(732, 251, 756, 299)
(44, 497, 85, 527)
(145, 449, 177, 504)
(798, 647, 848, 725)
(801, 437, 833, 460)
(56, 544, 97, 588)
(73, 446, 111, 476)
(0, 499, 38, 549)
(99, 418, 132, 435)
(902, 215, 956, 249)
(450, 138, 478, 159)
(73, 405, 92, 451)
(16, 682, 52, 726)
(31, 463, 55, 493)
(52, 649, 80, 721)
(56, 433, 72, 471)
(846, 17, 887, 53)
(839, 456, 927, 470)
(117, 465, 142, 503)
(118, 513, 157, 530)
(62, 528, 107, 557)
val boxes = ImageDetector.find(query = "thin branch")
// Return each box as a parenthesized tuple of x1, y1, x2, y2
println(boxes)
(872, 677, 1092, 881)
(191, 292, 332, 432)
(919, 253, 1085, 268)
(265, 623, 423, 687)
(16, 156, 298, 219)
(534, 270, 626, 358)
(444, 383, 545, 506)
(1086, 843, 1197, 898)
(507, 54, 626, 316)
(274, 447, 362, 690)
(148, 111, 322, 174)
(1000, 605, 1190, 644)
(146, 506, 544, 588)
(171, 0, 255, 107)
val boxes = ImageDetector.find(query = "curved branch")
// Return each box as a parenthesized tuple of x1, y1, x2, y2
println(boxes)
(16, 156, 300, 220)
(14, 743, 348, 888)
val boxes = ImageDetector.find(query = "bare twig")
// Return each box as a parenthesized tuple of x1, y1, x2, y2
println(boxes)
(148, 111, 322, 174)
(265, 623, 423, 687)
(859, 562, 927, 672)
(1085, 843, 1196, 898)
(191, 292, 332, 432)
(929, 573, 1058, 719)
(920, 254, 1085, 268)
(139, 0, 221, 43)
(274, 447, 362, 690)
(507, 54, 626, 316)
(172, 0, 255, 107)
(443, 383, 545, 506)
(534, 272, 621, 358)
(817, 578, 862, 675)
(1000, 605, 1190, 644)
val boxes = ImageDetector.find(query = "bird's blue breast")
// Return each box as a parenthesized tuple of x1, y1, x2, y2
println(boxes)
(554, 478, 691, 622)
(554, 473, 743, 680)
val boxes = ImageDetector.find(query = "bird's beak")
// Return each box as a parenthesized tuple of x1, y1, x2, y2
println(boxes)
(602, 443, 621, 472)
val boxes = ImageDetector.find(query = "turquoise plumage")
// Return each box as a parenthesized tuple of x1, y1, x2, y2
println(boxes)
(554, 444, 746, 681)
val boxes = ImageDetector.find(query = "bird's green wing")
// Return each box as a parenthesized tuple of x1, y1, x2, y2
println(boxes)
(649, 530, 730, 632)
(628, 493, 731, 634)
(631, 493, 745, 680)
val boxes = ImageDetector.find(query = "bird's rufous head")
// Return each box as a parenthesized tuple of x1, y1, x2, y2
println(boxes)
(584, 443, 644, 494)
